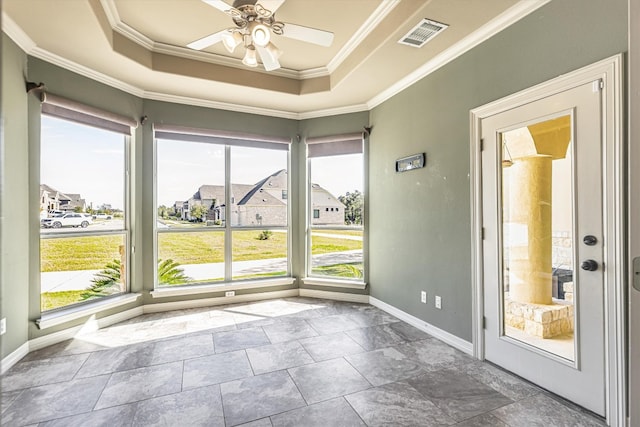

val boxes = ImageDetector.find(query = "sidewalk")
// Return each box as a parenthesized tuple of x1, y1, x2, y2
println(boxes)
(41, 250, 363, 292)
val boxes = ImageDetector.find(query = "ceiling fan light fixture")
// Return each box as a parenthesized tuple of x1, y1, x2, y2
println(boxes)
(242, 46, 258, 67)
(251, 23, 271, 47)
(222, 30, 243, 53)
(263, 42, 282, 60)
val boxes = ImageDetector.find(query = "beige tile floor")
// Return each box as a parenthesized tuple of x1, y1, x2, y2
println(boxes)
(1, 297, 606, 426)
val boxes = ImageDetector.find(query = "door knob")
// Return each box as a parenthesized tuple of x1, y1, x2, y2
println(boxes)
(583, 235, 598, 246)
(581, 259, 599, 271)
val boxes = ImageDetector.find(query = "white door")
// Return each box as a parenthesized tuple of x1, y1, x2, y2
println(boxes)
(480, 81, 605, 415)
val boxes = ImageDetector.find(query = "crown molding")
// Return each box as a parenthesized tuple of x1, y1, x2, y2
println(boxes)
(3, 1, 550, 120)
(296, 103, 369, 120)
(366, 0, 552, 109)
(30, 47, 146, 97)
(100, 0, 328, 79)
(2, 12, 37, 52)
(327, 0, 400, 74)
(152, 42, 301, 79)
(143, 90, 300, 119)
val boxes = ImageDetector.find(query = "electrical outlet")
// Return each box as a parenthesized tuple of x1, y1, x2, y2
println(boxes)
(0, 318, 6, 335)
(435, 296, 442, 309)
(225, 291, 235, 297)
(420, 291, 427, 304)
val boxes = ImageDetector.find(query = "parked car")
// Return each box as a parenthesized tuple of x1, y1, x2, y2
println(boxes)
(41, 213, 92, 228)
(92, 213, 113, 220)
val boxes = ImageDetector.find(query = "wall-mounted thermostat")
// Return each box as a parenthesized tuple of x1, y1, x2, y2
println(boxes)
(396, 153, 426, 172)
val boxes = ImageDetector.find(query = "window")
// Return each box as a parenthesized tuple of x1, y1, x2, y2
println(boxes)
(307, 133, 364, 281)
(155, 126, 290, 287)
(40, 114, 129, 312)
(156, 139, 225, 286)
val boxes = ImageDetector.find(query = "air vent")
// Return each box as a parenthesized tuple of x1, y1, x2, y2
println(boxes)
(398, 18, 448, 48)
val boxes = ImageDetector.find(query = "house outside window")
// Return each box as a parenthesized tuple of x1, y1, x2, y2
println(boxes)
(155, 127, 290, 287)
(39, 114, 130, 312)
(307, 133, 364, 281)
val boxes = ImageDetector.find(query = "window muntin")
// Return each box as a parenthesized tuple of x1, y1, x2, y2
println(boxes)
(308, 152, 364, 281)
(40, 115, 128, 312)
(156, 135, 290, 288)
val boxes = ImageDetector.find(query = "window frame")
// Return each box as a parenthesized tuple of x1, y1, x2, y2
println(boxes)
(153, 126, 292, 288)
(305, 133, 366, 284)
(38, 113, 132, 313)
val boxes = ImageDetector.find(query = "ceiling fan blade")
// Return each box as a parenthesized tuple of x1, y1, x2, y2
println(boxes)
(258, 0, 285, 13)
(187, 30, 226, 50)
(281, 23, 334, 47)
(256, 45, 281, 71)
(201, 0, 234, 13)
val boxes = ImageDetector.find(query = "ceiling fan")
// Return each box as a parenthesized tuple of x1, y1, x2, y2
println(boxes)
(187, 0, 334, 71)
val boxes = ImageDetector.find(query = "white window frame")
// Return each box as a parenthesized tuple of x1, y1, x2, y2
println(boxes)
(305, 133, 366, 286)
(38, 102, 134, 314)
(153, 125, 292, 289)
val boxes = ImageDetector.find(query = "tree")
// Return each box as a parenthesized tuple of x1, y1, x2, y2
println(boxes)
(82, 258, 191, 300)
(338, 190, 363, 225)
(158, 205, 168, 219)
(190, 204, 208, 222)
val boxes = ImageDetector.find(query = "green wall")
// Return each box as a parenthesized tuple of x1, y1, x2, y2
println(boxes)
(1, 36, 29, 358)
(368, 0, 628, 341)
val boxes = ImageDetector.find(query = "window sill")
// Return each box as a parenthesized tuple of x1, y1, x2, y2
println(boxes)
(301, 277, 367, 290)
(37, 293, 142, 330)
(150, 277, 297, 298)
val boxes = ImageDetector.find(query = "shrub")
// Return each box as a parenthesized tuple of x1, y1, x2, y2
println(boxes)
(257, 230, 273, 240)
(82, 258, 191, 300)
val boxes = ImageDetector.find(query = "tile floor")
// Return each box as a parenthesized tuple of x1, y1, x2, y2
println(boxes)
(1, 297, 606, 426)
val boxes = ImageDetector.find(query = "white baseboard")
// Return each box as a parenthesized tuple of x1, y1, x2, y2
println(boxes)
(29, 306, 145, 352)
(369, 296, 473, 356)
(143, 289, 299, 313)
(1, 342, 29, 375)
(299, 288, 370, 303)
(29, 325, 85, 352)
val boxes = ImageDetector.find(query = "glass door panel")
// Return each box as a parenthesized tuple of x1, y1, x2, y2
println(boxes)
(500, 114, 575, 361)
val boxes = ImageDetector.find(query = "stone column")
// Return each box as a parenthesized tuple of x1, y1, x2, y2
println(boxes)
(507, 154, 553, 305)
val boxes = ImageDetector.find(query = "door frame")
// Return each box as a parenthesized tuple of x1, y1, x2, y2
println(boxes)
(470, 55, 625, 425)
(628, 0, 640, 425)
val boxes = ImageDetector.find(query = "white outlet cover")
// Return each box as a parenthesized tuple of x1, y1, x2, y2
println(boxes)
(435, 296, 442, 309)
(420, 291, 427, 303)
(0, 318, 6, 335)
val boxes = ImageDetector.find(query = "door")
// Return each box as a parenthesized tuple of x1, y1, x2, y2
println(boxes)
(480, 81, 605, 414)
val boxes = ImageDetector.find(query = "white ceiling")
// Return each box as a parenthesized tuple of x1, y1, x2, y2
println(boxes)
(3, 0, 548, 119)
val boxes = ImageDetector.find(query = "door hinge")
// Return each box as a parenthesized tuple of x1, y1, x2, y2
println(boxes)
(593, 79, 604, 92)
(481, 227, 485, 240)
(482, 316, 487, 329)
(480, 138, 484, 151)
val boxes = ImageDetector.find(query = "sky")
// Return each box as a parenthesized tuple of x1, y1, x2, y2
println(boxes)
(41, 115, 125, 210)
(41, 115, 364, 209)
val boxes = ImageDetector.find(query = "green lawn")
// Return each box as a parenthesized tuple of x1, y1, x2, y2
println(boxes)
(311, 234, 362, 255)
(42, 230, 362, 272)
(41, 235, 124, 272)
(312, 263, 364, 279)
(41, 290, 87, 311)
(312, 229, 363, 237)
